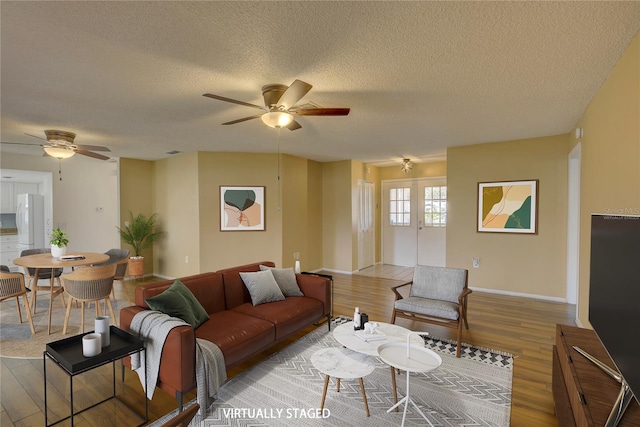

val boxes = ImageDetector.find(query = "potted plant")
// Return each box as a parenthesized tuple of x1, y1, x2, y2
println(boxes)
(50, 227, 69, 258)
(117, 212, 164, 277)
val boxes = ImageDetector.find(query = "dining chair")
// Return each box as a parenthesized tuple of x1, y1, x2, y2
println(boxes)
(390, 265, 472, 358)
(20, 248, 65, 315)
(61, 264, 117, 334)
(0, 266, 36, 335)
(95, 248, 131, 304)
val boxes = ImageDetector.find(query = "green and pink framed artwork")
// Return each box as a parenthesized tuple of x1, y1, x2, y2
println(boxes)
(477, 180, 538, 234)
(220, 186, 265, 231)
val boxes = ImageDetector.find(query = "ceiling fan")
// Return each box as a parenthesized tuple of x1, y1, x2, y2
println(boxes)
(203, 79, 350, 130)
(1, 130, 111, 160)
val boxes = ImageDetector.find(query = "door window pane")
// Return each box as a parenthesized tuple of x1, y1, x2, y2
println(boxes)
(389, 187, 411, 226)
(424, 185, 447, 227)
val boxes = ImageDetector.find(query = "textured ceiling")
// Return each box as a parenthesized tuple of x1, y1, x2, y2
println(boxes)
(1, 1, 640, 166)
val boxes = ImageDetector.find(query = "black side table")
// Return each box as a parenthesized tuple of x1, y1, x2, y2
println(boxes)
(301, 271, 334, 319)
(43, 326, 147, 426)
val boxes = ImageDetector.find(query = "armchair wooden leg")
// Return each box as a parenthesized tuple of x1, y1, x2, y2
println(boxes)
(390, 307, 397, 324)
(456, 322, 463, 358)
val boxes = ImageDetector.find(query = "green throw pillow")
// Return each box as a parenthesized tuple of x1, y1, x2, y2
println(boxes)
(145, 279, 210, 328)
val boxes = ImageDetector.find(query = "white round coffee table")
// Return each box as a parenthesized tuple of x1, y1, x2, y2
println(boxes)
(311, 347, 376, 417)
(378, 341, 442, 427)
(333, 321, 424, 356)
(333, 321, 425, 409)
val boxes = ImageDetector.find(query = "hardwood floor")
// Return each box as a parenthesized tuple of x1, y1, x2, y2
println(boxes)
(0, 266, 575, 426)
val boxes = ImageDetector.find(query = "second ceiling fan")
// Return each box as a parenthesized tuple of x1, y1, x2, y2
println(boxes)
(203, 79, 350, 130)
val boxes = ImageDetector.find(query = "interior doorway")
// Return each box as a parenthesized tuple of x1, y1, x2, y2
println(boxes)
(381, 177, 447, 267)
(357, 180, 375, 270)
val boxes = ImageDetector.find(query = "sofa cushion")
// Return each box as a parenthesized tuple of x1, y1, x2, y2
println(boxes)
(259, 265, 304, 297)
(240, 270, 285, 306)
(218, 261, 275, 309)
(145, 279, 210, 328)
(195, 311, 275, 368)
(232, 297, 323, 340)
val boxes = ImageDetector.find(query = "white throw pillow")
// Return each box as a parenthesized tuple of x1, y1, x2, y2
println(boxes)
(260, 265, 304, 297)
(240, 270, 285, 306)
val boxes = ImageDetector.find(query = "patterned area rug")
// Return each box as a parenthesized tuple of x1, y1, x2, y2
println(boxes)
(0, 287, 128, 358)
(153, 317, 513, 426)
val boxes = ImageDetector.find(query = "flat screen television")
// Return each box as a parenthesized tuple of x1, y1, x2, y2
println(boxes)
(589, 214, 640, 425)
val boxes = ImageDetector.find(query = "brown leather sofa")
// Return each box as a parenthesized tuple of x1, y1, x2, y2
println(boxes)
(119, 261, 331, 409)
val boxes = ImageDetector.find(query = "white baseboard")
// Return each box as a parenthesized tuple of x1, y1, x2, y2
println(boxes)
(314, 268, 353, 275)
(470, 286, 568, 303)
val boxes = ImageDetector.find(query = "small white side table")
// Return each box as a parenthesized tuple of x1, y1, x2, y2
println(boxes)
(311, 347, 376, 416)
(377, 341, 442, 427)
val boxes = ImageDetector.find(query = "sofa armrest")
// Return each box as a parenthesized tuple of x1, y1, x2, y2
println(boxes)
(119, 305, 198, 398)
(296, 274, 331, 317)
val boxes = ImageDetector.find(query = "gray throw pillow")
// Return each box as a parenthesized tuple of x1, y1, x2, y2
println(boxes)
(240, 270, 286, 306)
(259, 265, 304, 297)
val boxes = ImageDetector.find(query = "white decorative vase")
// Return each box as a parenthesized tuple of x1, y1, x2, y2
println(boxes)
(95, 316, 110, 347)
(51, 244, 67, 258)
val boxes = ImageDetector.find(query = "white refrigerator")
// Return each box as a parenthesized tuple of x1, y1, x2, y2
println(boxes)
(16, 193, 45, 251)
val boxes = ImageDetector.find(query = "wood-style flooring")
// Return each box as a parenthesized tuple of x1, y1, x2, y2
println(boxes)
(0, 265, 575, 426)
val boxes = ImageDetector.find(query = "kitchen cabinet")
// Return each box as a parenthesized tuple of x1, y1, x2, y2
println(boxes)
(0, 182, 39, 213)
(1, 182, 14, 213)
(0, 234, 20, 271)
(14, 182, 38, 196)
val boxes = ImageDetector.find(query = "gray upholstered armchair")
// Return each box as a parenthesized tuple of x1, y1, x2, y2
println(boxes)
(390, 265, 471, 357)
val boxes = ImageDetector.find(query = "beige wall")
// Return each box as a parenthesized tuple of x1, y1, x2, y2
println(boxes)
(305, 160, 324, 270)
(447, 135, 569, 299)
(154, 153, 201, 277)
(377, 161, 447, 181)
(120, 152, 321, 277)
(322, 160, 353, 271)
(197, 152, 283, 271)
(1, 152, 120, 253)
(119, 158, 155, 273)
(573, 32, 640, 326)
(281, 154, 324, 271)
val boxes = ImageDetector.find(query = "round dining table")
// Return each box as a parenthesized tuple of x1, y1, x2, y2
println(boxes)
(13, 252, 109, 335)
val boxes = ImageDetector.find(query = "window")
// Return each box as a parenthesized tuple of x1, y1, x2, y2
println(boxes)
(389, 187, 411, 226)
(424, 185, 447, 227)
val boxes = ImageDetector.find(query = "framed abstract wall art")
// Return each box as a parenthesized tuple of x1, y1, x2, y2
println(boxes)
(477, 180, 538, 234)
(220, 186, 265, 231)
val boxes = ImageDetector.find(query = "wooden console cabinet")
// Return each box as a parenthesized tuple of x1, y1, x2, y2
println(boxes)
(553, 324, 640, 426)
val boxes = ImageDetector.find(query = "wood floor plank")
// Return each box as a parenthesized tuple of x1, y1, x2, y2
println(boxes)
(0, 358, 40, 423)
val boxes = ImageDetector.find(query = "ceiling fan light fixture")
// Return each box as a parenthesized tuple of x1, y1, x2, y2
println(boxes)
(44, 146, 75, 159)
(401, 158, 413, 173)
(261, 111, 294, 128)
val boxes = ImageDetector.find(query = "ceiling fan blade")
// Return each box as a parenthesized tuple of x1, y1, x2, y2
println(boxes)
(25, 133, 49, 142)
(221, 114, 263, 125)
(278, 80, 313, 110)
(294, 108, 350, 116)
(74, 148, 109, 160)
(203, 93, 265, 110)
(287, 120, 302, 131)
(75, 144, 111, 152)
(1, 141, 42, 146)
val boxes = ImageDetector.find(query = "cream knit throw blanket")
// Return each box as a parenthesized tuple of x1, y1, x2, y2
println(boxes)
(129, 310, 227, 416)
